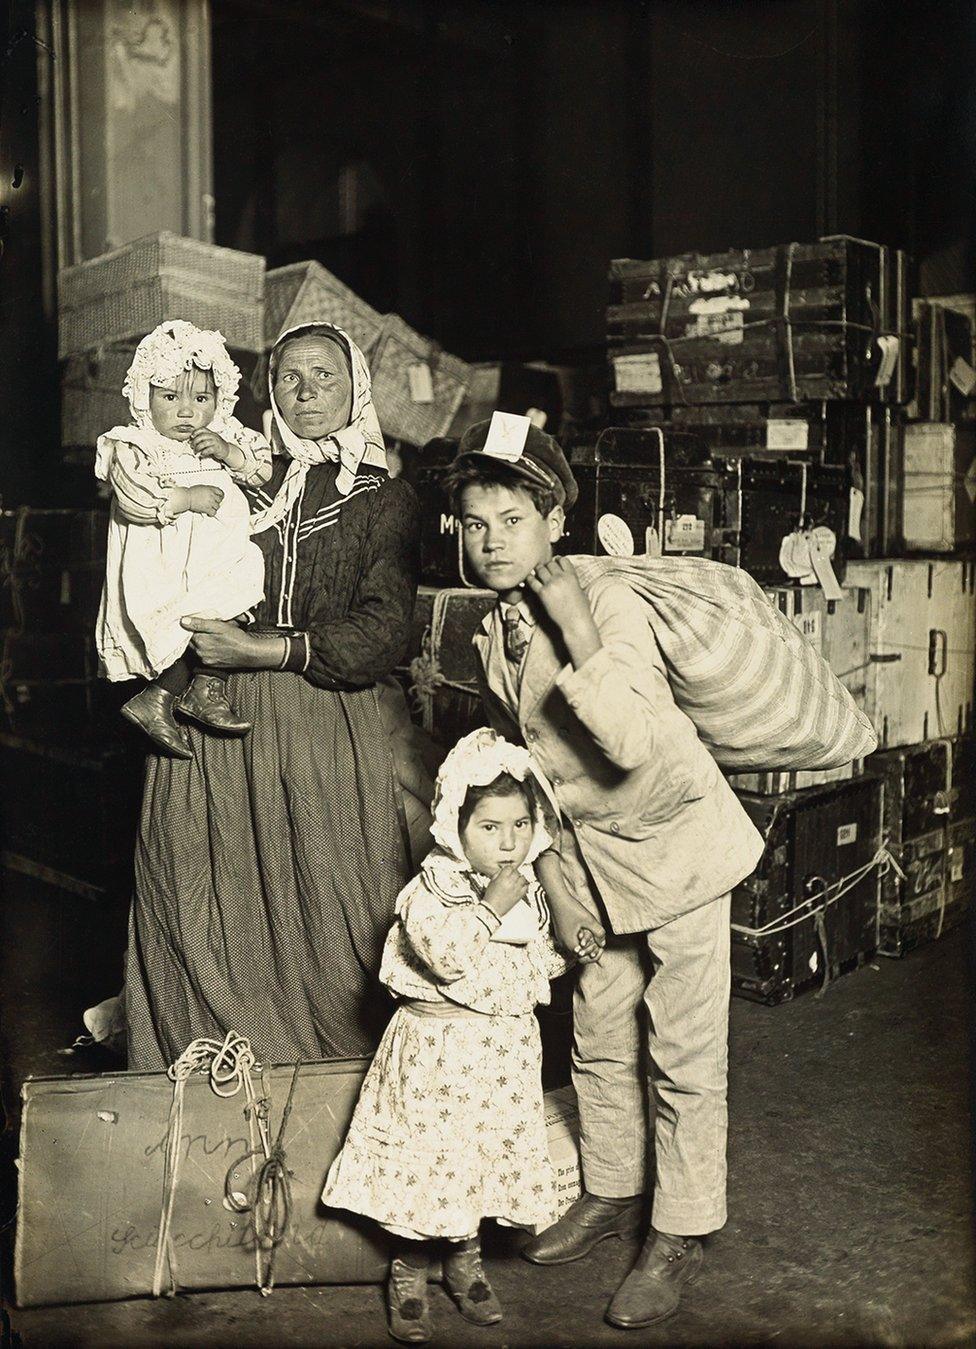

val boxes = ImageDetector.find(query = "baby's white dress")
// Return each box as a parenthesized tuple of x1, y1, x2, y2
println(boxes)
(95, 420, 271, 681)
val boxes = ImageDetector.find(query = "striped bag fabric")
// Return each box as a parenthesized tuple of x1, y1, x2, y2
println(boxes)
(568, 554, 878, 771)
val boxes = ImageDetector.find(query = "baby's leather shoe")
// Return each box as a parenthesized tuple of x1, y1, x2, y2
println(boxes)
(175, 674, 251, 734)
(121, 685, 193, 759)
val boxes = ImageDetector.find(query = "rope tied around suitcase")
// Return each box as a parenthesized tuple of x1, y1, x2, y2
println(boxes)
(408, 587, 484, 730)
(730, 843, 904, 941)
(153, 1034, 301, 1299)
(732, 845, 905, 998)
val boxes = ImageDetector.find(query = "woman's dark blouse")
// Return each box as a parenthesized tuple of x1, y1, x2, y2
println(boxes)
(247, 458, 420, 686)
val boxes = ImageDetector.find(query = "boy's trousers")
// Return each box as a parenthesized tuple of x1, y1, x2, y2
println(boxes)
(564, 838, 731, 1236)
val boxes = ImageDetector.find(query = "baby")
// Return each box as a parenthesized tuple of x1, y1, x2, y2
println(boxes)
(95, 320, 272, 758)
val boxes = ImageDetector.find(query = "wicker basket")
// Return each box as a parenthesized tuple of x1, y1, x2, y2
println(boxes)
(60, 346, 135, 448)
(370, 314, 469, 447)
(58, 233, 265, 359)
(264, 261, 386, 355)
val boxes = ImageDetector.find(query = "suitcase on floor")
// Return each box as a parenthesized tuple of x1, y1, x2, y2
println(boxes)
(866, 740, 952, 957)
(731, 777, 883, 1003)
(844, 559, 976, 747)
(565, 426, 849, 586)
(404, 586, 495, 750)
(894, 423, 976, 554)
(607, 236, 910, 408)
(15, 1056, 391, 1306)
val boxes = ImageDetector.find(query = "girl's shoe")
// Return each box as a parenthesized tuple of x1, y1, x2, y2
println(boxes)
(443, 1241, 503, 1326)
(121, 686, 193, 759)
(387, 1256, 432, 1344)
(175, 674, 251, 734)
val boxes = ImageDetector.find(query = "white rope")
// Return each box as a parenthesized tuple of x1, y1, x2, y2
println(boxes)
(152, 1033, 268, 1298)
(731, 845, 903, 940)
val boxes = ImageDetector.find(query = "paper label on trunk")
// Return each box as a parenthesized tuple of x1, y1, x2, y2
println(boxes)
(664, 514, 706, 552)
(848, 487, 865, 540)
(408, 362, 434, 404)
(613, 352, 662, 395)
(810, 532, 844, 601)
(949, 356, 976, 396)
(481, 410, 531, 461)
(837, 822, 858, 846)
(597, 513, 635, 557)
(950, 852, 964, 883)
(766, 419, 810, 452)
(685, 298, 746, 345)
(644, 526, 662, 557)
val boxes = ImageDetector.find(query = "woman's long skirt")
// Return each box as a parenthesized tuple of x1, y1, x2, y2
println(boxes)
(125, 670, 408, 1071)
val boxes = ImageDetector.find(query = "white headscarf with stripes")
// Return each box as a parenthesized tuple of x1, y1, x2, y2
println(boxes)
(249, 322, 387, 535)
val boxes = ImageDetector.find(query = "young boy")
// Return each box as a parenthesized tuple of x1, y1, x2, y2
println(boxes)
(442, 413, 764, 1331)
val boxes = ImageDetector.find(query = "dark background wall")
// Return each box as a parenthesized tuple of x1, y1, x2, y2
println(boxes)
(211, 0, 976, 363)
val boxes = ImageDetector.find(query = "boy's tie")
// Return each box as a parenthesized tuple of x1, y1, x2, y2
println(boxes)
(503, 606, 530, 665)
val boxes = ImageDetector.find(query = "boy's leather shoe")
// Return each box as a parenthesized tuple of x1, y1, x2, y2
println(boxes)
(175, 675, 251, 734)
(443, 1242, 503, 1325)
(521, 1192, 644, 1265)
(121, 686, 193, 759)
(605, 1231, 703, 1329)
(387, 1256, 432, 1344)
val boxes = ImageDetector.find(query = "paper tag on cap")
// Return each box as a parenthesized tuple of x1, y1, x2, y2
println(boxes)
(482, 410, 532, 462)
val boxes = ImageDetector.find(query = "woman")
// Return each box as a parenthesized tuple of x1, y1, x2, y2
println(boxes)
(124, 322, 420, 1070)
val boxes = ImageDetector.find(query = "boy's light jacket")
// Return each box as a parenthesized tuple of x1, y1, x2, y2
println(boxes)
(473, 571, 765, 932)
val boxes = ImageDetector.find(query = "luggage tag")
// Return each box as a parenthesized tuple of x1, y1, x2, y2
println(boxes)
(809, 526, 843, 601)
(950, 356, 976, 397)
(778, 527, 815, 583)
(873, 334, 900, 388)
(597, 513, 636, 557)
(664, 514, 706, 553)
(408, 363, 435, 404)
(847, 487, 865, 541)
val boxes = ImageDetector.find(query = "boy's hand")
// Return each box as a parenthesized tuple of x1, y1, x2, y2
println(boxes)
(525, 557, 602, 669)
(525, 557, 591, 627)
(483, 866, 528, 918)
(186, 484, 224, 516)
(190, 429, 243, 469)
(552, 902, 606, 963)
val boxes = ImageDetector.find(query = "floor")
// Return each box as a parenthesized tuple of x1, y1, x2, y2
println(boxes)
(1, 868, 974, 1349)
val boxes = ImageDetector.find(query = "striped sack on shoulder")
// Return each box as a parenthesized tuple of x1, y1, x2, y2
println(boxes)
(568, 554, 878, 771)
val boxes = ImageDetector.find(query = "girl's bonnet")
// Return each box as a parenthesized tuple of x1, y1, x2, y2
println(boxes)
(420, 727, 560, 904)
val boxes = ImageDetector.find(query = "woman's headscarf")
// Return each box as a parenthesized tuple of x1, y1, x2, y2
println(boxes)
(415, 727, 560, 909)
(249, 322, 388, 535)
(94, 319, 245, 481)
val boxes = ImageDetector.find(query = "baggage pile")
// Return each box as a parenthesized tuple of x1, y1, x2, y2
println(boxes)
(408, 232, 975, 1002)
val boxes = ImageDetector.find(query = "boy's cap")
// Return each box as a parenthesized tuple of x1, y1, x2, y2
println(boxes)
(454, 412, 578, 510)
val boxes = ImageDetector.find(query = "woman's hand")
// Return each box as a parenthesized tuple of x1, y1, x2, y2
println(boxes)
(483, 866, 528, 918)
(180, 617, 286, 671)
(186, 484, 225, 516)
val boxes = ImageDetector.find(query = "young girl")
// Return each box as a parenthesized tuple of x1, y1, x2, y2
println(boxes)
(322, 727, 602, 1344)
(95, 320, 272, 758)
